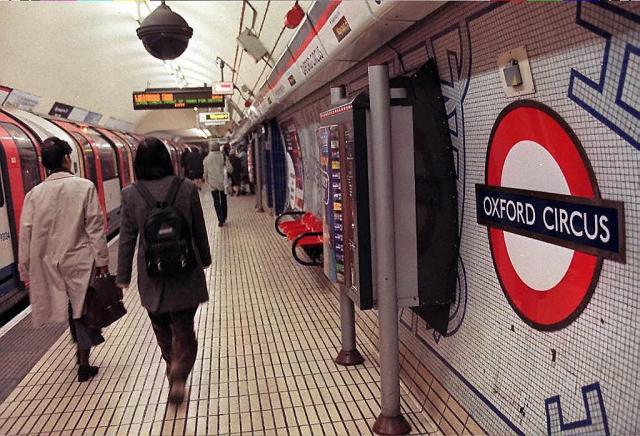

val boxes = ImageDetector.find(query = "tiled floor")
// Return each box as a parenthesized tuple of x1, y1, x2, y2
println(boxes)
(0, 193, 442, 435)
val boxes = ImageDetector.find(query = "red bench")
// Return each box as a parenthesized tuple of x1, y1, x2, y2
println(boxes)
(275, 211, 323, 266)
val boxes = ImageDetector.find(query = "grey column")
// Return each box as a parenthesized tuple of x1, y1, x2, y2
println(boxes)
(368, 64, 411, 435)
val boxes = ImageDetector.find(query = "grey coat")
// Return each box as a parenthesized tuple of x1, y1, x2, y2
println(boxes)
(116, 176, 211, 313)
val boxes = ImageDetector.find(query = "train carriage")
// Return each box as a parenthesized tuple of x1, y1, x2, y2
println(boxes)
(0, 114, 43, 312)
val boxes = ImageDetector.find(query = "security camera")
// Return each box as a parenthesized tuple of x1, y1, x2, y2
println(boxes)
(136, 1, 193, 61)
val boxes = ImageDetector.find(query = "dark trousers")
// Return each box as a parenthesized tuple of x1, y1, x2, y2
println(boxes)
(211, 190, 228, 223)
(148, 307, 198, 383)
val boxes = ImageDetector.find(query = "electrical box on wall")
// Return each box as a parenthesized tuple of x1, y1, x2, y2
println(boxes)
(497, 46, 536, 97)
(317, 60, 459, 333)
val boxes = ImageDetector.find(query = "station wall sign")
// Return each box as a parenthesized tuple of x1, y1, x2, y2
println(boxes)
(212, 82, 234, 95)
(49, 101, 73, 118)
(84, 111, 103, 125)
(4, 88, 40, 111)
(198, 111, 229, 125)
(68, 107, 89, 123)
(476, 100, 626, 331)
(132, 87, 224, 110)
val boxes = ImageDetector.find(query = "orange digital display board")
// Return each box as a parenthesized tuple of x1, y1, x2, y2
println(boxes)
(132, 87, 224, 110)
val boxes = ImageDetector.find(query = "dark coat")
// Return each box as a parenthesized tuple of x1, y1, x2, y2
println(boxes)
(116, 176, 211, 314)
(185, 150, 204, 179)
(229, 155, 242, 185)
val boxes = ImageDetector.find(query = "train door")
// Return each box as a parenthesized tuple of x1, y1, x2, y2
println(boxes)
(0, 122, 41, 310)
(85, 131, 121, 236)
(0, 122, 41, 229)
(94, 128, 133, 188)
(0, 169, 21, 309)
(113, 132, 137, 182)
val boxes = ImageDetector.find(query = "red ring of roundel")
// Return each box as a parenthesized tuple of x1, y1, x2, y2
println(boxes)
(485, 100, 602, 331)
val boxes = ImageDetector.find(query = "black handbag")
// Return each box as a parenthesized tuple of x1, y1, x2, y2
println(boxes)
(82, 274, 127, 329)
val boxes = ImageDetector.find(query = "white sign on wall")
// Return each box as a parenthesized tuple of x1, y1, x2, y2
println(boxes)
(212, 82, 234, 95)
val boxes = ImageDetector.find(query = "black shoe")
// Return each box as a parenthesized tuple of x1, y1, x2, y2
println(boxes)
(168, 379, 186, 404)
(218, 222, 224, 227)
(78, 365, 99, 382)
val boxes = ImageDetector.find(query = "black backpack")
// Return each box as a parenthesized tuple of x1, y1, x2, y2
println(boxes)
(134, 177, 196, 277)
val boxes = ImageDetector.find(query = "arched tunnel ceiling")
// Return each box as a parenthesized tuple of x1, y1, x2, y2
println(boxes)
(0, 1, 311, 133)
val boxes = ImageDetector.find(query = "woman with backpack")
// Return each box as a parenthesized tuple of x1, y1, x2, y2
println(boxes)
(116, 138, 211, 404)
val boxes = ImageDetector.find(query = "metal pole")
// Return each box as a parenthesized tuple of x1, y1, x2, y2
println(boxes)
(331, 85, 364, 367)
(254, 132, 264, 212)
(369, 64, 411, 435)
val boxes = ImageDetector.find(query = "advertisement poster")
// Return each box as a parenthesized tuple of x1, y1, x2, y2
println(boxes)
(281, 119, 305, 210)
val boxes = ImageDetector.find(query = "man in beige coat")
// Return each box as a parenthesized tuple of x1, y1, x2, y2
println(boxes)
(18, 137, 109, 382)
(203, 144, 233, 227)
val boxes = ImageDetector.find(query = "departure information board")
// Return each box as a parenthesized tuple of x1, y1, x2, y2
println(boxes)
(132, 87, 224, 110)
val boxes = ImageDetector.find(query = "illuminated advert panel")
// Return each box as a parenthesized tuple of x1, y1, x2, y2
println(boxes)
(318, 93, 373, 310)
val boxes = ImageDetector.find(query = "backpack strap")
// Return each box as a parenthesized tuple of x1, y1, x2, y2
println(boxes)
(134, 181, 158, 209)
(164, 176, 185, 207)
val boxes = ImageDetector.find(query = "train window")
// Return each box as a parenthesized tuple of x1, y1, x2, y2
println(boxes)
(88, 133, 119, 181)
(0, 122, 41, 195)
(72, 133, 98, 186)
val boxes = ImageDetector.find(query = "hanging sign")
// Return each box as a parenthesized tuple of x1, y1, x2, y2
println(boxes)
(476, 101, 625, 331)
(212, 82, 234, 95)
(199, 111, 230, 125)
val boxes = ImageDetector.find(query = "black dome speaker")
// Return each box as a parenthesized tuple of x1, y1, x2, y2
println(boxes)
(136, 1, 193, 60)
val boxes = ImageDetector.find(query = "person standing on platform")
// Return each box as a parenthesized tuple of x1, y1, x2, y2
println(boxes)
(116, 138, 211, 404)
(238, 150, 250, 195)
(204, 144, 233, 227)
(186, 147, 204, 190)
(228, 149, 242, 196)
(180, 147, 192, 178)
(18, 137, 109, 383)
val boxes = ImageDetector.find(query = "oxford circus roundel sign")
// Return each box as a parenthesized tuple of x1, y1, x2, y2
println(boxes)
(476, 101, 625, 331)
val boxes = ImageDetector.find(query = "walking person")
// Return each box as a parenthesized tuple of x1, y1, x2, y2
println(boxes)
(193, 148, 205, 190)
(18, 137, 109, 382)
(204, 144, 233, 227)
(116, 138, 211, 404)
(186, 147, 204, 190)
(180, 147, 192, 178)
(228, 149, 242, 196)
